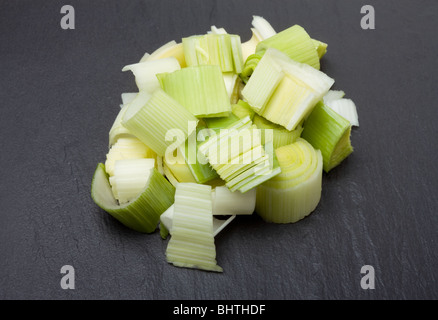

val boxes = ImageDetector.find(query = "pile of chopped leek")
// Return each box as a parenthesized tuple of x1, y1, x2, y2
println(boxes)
(91, 16, 359, 272)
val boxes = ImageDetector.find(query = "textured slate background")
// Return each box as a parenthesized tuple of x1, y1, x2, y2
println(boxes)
(0, 0, 437, 300)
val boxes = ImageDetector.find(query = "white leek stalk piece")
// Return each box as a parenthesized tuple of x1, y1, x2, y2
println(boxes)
(323, 90, 345, 104)
(251, 16, 276, 40)
(121, 92, 138, 106)
(242, 48, 334, 130)
(122, 90, 198, 157)
(241, 16, 277, 61)
(256, 138, 323, 223)
(160, 205, 236, 237)
(162, 163, 180, 187)
(140, 40, 186, 67)
(91, 164, 175, 233)
(325, 98, 359, 127)
(122, 57, 181, 92)
(105, 137, 156, 177)
(159, 65, 231, 118)
(109, 158, 155, 204)
(212, 186, 256, 215)
(108, 104, 134, 146)
(166, 183, 223, 272)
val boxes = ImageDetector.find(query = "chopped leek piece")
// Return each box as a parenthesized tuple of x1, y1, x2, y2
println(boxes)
(91, 164, 175, 233)
(231, 100, 255, 120)
(122, 57, 181, 92)
(163, 147, 197, 183)
(241, 16, 276, 61)
(108, 104, 134, 146)
(240, 51, 265, 83)
(256, 25, 320, 70)
(301, 102, 353, 172)
(160, 204, 236, 237)
(163, 162, 180, 187)
(121, 92, 138, 106)
(212, 186, 255, 215)
(182, 33, 243, 73)
(145, 40, 186, 68)
(166, 183, 222, 272)
(242, 48, 334, 130)
(256, 138, 323, 223)
(326, 98, 359, 127)
(253, 114, 303, 149)
(109, 158, 155, 204)
(203, 113, 240, 131)
(122, 90, 198, 157)
(183, 129, 219, 184)
(159, 65, 231, 118)
(323, 89, 345, 104)
(251, 16, 276, 40)
(105, 137, 156, 177)
(312, 39, 328, 59)
(198, 116, 280, 193)
(223, 72, 238, 100)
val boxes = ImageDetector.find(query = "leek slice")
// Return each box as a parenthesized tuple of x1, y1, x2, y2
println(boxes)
(326, 98, 359, 127)
(160, 205, 236, 237)
(159, 65, 231, 118)
(122, 57, 181, 92)
(256, 138, 323, 223)
(241, 16, 276, 61)
(312, 39, 328, 59)
(251, 16, 276, 40)
(122, 90, 198, 157)
(256, 25, 320, 70)
(105, 137, 156, 177)
(198, 116, 280, 193)
(182, 33, 243, 73)
(242, 48, 334, 130)
(183, 129, 219, 184)
(121, 92, 138, 106)
(212, 186, 255, 215)
(163, 147, 197, 183)
(145, 40, 186, 68)
(231, 100, 255, 120)
(166, 183, 222, 272)
(301, 102, 353, 172)
(108, 104, 134, 146)
(253, 114, 303, 149)
(240, 51, 265, 83)
(91, 164, 175, 233)
(323, 89, 345, 104)
(109, 158, 155, 204)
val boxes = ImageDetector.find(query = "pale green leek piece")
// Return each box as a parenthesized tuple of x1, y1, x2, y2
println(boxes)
(166, 183, 223, 272)
(91, 164, 175, 233)
(301, 102, 353, 172)
(122, 89, 198, 157)
(256, 138, 323, 223)
(159, 65, 231, 118)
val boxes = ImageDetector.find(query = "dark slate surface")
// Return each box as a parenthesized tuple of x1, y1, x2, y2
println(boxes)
(0, 0, 437, 300)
